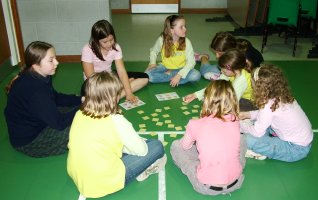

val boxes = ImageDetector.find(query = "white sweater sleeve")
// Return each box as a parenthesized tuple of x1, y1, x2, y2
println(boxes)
(194, 88, 206, 101)
(232, 73, 247, 100)
(177, 38, 196, 78)
(149, 36, 163, 65)
(112, 115, 148, 156)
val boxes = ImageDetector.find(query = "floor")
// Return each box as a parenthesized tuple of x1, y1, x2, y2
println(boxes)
(112, 14, 317, 62)
(0, 14, 317, 200)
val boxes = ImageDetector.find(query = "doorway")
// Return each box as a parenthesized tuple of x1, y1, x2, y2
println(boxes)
(131, 0, 179, 13)
(0, 2, 11, 66)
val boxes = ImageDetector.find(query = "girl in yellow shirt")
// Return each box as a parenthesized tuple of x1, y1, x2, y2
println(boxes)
(67, 72, 166, 198)
(145, 15, 201, 87)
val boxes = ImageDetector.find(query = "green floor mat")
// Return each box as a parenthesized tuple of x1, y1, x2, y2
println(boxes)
(0, 61, 317, 200)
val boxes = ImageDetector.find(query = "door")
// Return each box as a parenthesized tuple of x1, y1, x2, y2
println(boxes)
(0, 2, 11, 66)
(131, 0, 179, 13)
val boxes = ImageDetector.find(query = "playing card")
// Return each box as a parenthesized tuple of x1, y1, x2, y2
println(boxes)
(155, 92, 180, 101)
(119, 99, 145, 110)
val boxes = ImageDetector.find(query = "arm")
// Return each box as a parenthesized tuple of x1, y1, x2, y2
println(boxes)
(240, 104, 272, 137)
(54, 90, 81, 107)
(217, 74, 230, 81)
(183, 93, 197, 103)
(81, 44, 95, 78)
(115, 58, 138, 103)
(31, 91, 78, 130)
(194, 88, 206, 101)
(180, 121, 195, 150)
(82, 61, 94, 78)
(112, 115, 148, 156)
(239, 111, 251, 120)
(51, 79, 82, 106)
(232, 73, 248, 100)
(149, 36, 163, 66)
(177, 38, 196, 79)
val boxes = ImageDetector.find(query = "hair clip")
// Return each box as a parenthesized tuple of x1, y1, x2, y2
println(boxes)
(225, 64, 232, 71)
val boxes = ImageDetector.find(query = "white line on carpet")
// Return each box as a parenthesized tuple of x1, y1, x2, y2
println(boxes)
(158, 133, 166, 200)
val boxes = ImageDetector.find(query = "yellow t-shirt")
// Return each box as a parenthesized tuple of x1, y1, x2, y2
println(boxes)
(229, 69, 253, 100)
(161, 44, 186, 69)
(67, 111, 125, 198)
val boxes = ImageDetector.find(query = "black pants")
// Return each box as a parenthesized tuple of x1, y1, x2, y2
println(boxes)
(239, 98, 257, 112)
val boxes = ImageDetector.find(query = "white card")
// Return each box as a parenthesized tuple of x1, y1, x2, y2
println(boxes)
(155, 92, 180, 101)
(119, 99, 145, 110)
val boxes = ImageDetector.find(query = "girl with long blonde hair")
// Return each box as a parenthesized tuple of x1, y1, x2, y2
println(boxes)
(67, 72, 166, 198)
(171, 80, 246, 195)
(145, 15, 201, 87)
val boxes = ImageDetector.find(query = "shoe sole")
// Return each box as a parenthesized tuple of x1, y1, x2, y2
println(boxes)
(136, 154, 167, 181)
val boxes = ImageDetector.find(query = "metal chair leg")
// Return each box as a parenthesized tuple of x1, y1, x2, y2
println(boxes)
(262, 26, 268, 53)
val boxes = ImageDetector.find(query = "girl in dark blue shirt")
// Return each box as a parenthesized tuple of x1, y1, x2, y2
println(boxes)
(5, 41, 81, 157)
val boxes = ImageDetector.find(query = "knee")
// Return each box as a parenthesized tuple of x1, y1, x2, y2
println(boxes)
(145, 71, 154, 83)
(170, 140, 182, 154)
(141, 77, 149, 86)
(245, 134, 260, 149)
(147, 139, 164, 155)
(188, 70, 201, 82)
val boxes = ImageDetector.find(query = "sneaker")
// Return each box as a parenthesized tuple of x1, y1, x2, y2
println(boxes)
(194, 53, 209, 61)
(245, 149, 267, 160)
(136, 154, 167, 182)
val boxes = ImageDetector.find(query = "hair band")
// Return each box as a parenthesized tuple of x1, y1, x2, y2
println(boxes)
(225, 64, 232, 71)
(253, 67, 261, 81)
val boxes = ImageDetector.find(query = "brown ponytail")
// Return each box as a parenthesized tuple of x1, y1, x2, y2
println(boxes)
(5, 41, 53, 94)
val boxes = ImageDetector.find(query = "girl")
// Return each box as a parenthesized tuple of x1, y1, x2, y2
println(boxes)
(240, 64, 313, 162)
(81, 19, 148, 103)
(4, 41, 82, 157)
(236, 38, 264, 72)
(184, 49, 256, 112)
(198, 31, 237, 80)
(67, 72, 166, 199)
(145, 15, 201, 87)
(198, 32, 264, 80)
(171, 80, 246, 195)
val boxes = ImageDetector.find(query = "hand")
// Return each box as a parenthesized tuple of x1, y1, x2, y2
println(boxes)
(126, 93, 138, 104)
(211, 73, 221, 80)
(81, 96, 85, 103)
(183, 93, 197, 103)
(145, 64, 157, 72)
(170, 74, 181, 87)
(239, 112, 251, 120)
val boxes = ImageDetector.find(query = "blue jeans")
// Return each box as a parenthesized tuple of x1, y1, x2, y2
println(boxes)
(245, 128, 312, 162)
(146, 64, 201, 84)
(200, 63, 220, 80)
(122, 139, 165, 185)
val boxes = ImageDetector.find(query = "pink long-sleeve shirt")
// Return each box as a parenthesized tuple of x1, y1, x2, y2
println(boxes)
(240, 100, 313, 146)
(181, 115, 242, 185)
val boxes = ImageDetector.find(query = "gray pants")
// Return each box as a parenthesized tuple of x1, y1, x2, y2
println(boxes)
(170, 135, 247, 195)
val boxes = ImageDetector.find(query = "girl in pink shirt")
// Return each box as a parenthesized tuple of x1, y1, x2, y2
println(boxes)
(81, 20, 149, 103)
(170, 80, 246, 195)
(240, 64, 313, 162)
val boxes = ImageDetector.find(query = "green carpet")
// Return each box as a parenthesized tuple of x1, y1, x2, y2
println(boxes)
(0, 61, 317, 200)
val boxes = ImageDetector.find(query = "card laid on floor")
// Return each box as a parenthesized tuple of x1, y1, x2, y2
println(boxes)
(119, 99, 145, 110)
(155, 92, 180, 101)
